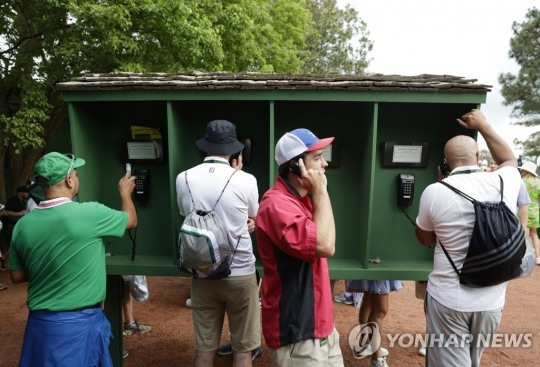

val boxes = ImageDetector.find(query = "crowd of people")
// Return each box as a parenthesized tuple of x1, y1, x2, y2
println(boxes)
(1, 109, 538, 367)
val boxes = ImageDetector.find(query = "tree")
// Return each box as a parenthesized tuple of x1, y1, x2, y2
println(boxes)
(0, 0, 371, 201)
(499, 8, 540, 127)
(303, 0, 373, 74)
(513, 133, 540, 163)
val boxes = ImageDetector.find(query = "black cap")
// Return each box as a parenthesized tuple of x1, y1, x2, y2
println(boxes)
(195, 120, 244, 155)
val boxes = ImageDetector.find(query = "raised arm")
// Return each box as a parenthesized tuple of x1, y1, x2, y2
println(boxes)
(118, 172, 137, 229)
(298, 158, 335, 258)
(456, 109, 516, 168)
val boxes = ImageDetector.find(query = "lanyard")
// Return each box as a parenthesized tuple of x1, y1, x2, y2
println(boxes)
(449, 169, 481, 176)
(204, 159, 229, 165)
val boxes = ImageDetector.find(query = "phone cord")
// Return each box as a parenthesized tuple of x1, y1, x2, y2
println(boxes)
(400, 208, 417, 227)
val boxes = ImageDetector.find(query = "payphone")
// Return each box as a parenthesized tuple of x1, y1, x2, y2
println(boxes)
(397, 173, 415, 207)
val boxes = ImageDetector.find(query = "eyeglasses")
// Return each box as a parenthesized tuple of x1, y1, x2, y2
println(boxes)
(65, 153, 75, 180)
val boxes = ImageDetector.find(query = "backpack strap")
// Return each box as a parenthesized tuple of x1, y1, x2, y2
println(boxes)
(437, 239, 461, 277)
(437, 181, 469, 278)
(439, 175, 504, 203)
(184, 171, 196, 208)
(184, 169, 238, 210)
(211, 170, 238, 210)
(498, 174, 504, 202)
(438, 180, 477, 203)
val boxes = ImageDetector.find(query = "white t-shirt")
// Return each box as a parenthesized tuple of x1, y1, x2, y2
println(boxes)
(417, 165, 521, 312)
(176, 157, 259, 277)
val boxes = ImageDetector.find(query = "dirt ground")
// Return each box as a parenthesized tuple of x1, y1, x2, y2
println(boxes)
(1, 269, 538, 367)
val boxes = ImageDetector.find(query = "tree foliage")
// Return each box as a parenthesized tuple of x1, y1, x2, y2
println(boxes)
(0, 0, 371, 201)
(304, 0, 372, 74)
(499, 8, 540, 127)
(514, 132, 540, 163)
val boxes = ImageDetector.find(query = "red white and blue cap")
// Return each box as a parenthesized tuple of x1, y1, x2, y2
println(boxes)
(275, 128, 334, 165)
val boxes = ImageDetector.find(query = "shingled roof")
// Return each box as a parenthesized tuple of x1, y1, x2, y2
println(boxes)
(56, 72, 492, 93)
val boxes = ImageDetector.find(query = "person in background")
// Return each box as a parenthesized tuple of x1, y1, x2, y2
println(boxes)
(1, 187, 29, 255)
(122, 277, 152, 336)
(0, 204, 26, 272)
(345, 279, 401, 367)
(488, 160, 498, 172)
(489, 159, 531, 233)
(8, 152, 137, 367)
(256, 128, 344, 366)
(25, 180, 45, 212)
(176, 120, 260, 367)
(416, 109, 521, 367)
(491, 160, 530, 232)
(0, 205, 6, 288)
(519, 161, 540, 264)
(5, 186, 29, 214)
(517, 181, 530, 233)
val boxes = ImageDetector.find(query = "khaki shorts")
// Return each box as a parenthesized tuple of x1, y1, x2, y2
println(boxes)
(268, 327, 344, 367)
(191, 273, 260, 352)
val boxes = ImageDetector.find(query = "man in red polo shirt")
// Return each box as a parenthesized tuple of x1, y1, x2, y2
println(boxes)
(256, 128, 343, 366)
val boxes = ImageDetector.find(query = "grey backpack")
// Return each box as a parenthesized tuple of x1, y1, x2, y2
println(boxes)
(177, 170, 239, 279)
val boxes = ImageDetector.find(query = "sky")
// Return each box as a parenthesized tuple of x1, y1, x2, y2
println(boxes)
(338, 0, 538, 156)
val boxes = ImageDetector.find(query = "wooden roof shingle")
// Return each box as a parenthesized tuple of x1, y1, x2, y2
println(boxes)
(56, 72, 492, 93)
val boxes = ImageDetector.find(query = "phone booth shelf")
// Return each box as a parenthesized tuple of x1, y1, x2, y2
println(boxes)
(57, 71, 491, 366)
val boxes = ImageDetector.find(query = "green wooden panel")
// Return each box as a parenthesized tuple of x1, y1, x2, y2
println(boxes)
(70, 101, 173, 260)
(368, 103, 477, 265)
(63, 92, 488, 280)
(168, 100, 272, 198)
(61, 89, 487, 104)
(273, 101, 376, 263)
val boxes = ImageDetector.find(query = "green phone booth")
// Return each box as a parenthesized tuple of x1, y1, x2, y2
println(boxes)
(57, 72, 490, 365)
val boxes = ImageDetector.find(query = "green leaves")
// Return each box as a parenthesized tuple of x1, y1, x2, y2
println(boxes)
(499, 8, 540, 127)
(303, 0, 373, 75)
(2, 86, 49, 153)
(0, 0, 372, 196)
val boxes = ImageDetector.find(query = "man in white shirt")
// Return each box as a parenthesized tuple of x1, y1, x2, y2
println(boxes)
(415, 109, 521, 367)
(176, 120, 260, 367)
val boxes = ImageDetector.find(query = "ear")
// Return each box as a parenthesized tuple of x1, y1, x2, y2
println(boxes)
(65, 172, 75, 189)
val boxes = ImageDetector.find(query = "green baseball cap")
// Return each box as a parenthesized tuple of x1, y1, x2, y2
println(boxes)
(35, 152, 86, 187)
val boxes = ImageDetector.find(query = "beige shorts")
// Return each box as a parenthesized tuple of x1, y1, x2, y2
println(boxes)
(191, 273, 260, 352)
(268, 327, 344, 367)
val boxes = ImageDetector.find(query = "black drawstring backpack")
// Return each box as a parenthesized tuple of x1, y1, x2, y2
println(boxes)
(437, 175, 526, 288)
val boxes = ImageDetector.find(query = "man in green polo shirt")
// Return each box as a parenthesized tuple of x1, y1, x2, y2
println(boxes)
(9, 152, 137, 367)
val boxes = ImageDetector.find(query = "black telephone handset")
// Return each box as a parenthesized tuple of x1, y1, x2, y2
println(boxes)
(290, 159, 302, 178)
(398, 173, 415, 207)
(133, 169, 150, 201)
(229, 151, 241, 165)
